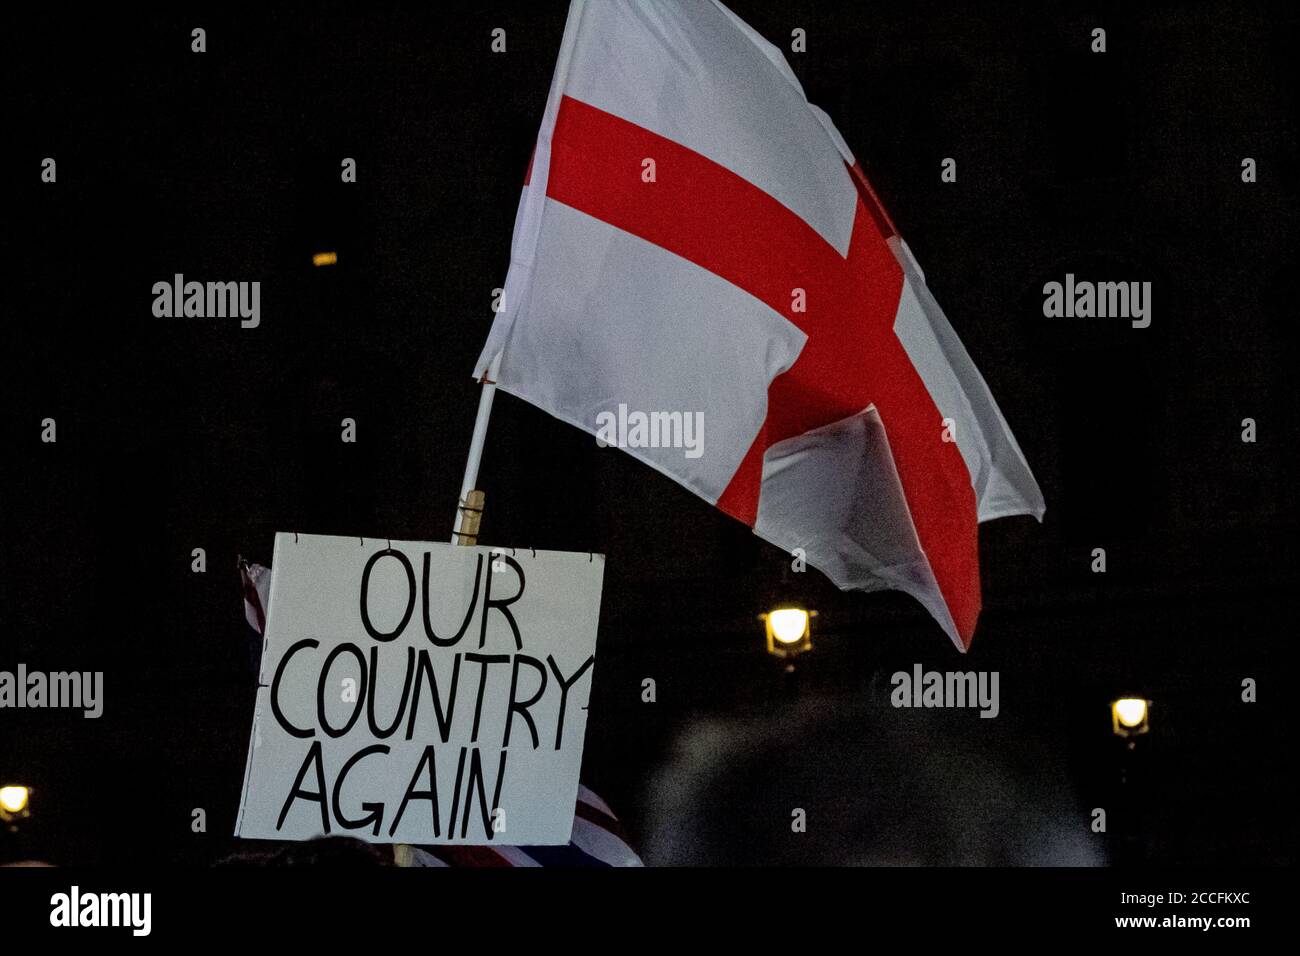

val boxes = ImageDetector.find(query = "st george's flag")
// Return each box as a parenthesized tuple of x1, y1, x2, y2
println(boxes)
(474, 0, 1045, 651)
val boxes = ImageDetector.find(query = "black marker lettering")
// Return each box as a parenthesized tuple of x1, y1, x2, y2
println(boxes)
(271, 638, 319, 738)
(317, 643, 367, 738)
(547, 654, 595, 750)
(422, 551, 482, 646)
(366, 644, 415, 739)
(464, 653, 509, 743)
(406, 651, 461, 743)
(359, 548, 416, 641)
(331, 744, 390, 837)
(479, 555, 525, 650)
(276, 740, 330, 834)
(503, 654, 548, 749)
(388, 744, 441, 838)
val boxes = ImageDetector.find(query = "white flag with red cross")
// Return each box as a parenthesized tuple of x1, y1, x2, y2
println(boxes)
(474, 0, 1044, 651)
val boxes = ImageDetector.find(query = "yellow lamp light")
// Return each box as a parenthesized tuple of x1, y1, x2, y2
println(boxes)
(1111, 697, 1150, 737)
(762, 605, 815, 658)
(769, 608, 809, 644)
(0, 785, 30, 817)
(312, 251, 338, 267)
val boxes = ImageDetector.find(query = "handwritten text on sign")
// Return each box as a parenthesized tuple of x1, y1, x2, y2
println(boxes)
(236, 533, 605, 845)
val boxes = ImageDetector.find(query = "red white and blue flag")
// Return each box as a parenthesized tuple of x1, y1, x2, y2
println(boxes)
(474, 0, 1044, 651)
(394, 784, 642, 868)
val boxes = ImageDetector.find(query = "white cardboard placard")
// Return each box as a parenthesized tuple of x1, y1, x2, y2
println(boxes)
(235, 533, 604, 845)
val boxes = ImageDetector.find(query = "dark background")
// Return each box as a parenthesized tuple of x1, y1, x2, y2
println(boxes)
(2, 0, 1295, 865)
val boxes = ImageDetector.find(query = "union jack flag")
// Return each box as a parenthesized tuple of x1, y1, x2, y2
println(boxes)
(394, 784, 641, 867)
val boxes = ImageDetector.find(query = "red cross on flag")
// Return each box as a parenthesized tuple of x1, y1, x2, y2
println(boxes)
(474, 0, 1045, 651)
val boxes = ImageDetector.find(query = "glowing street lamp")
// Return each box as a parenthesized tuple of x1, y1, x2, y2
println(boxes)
(0, 785, 30, 823)
(1111, 697, 1150, 738)
(762, 605, 815, 659)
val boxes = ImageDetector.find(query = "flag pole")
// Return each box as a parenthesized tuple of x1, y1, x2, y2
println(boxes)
(451, 351, 503, 545)
(398, 352, 501, 870)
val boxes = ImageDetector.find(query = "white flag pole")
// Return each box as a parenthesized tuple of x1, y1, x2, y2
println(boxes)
(396, 353, 502, 869)
(451, 350, 503, 545)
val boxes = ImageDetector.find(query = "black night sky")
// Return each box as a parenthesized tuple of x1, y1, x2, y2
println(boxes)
(2, 1, 1295, 867)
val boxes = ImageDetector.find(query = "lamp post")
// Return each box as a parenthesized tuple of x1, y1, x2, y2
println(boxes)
(1109, 696, 1152, 865)
(760, 553, 817, 694)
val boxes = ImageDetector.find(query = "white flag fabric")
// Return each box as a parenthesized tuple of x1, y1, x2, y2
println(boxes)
(475, 0, 1044, 650)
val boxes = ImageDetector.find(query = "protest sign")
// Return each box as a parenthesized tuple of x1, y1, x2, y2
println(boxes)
(235, 533, 605, 845)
